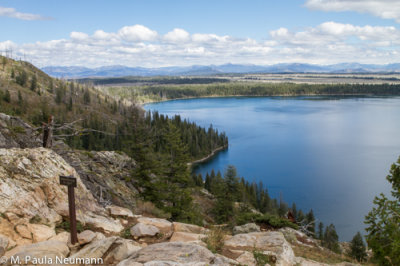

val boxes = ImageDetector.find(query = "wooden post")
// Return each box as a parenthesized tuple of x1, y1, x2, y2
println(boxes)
(43, 115, 54, 148)
(60, 175, 78, 244)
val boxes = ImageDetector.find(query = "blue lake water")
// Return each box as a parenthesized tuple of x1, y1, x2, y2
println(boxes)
(145, 96, 400, 241)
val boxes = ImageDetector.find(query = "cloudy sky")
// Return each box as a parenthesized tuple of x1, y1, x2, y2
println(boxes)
(1, 0, 400, 67)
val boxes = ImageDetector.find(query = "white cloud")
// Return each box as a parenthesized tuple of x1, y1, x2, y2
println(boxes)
(0, 6, 52, 21)
(118, 25, 158, 42)
(6, 23, 400, 67)
(305, 0, 400, 23)
(164, 28, 190, 43)
(70, 32, 89, 41)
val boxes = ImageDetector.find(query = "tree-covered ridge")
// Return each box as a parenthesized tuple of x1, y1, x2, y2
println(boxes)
(101, 82, 400, 103)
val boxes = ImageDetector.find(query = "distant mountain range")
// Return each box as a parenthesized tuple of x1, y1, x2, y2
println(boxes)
(41, 63, 400, 78)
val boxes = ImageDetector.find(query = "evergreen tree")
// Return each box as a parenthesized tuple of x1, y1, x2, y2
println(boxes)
(162, 122, 196, 222)
(306, 209, 316, 235)
(323, 224, 340, 253)
(11, 68, 15, 79)
(318, 222, 324, 240)
(2, 56, 6, 70)
(67, 96, 73, 111)
(365, 156, 400, 265)
(3, 90, 10, 103)
(17, 90, 23, 106)
(83, 88, 91, 104)
(16, 70, 27, 86)
(204, 173, 211, 191)
(349, 232, 367, 262)
(30, 75, 37, 91)
(291, 203, 298, 221)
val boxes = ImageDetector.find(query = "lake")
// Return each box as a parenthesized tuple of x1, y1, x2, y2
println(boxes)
(145, 96, 400, 241)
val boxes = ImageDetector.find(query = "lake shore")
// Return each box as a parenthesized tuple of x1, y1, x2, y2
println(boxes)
(188, 145, 228, 167)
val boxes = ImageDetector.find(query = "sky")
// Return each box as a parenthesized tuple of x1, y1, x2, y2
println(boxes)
(1, 0, 400, 67)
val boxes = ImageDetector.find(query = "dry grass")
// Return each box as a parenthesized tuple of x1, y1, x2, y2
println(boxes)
(203, 226, 227, 254)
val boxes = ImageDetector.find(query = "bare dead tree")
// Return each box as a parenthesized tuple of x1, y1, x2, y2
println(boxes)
(42, 115, 54, 148)
(40, 116, 115, 148)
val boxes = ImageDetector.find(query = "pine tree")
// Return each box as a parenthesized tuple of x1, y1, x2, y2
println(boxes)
(323, 224, 340, 253)
(67, 96, 73, 111)
(306, 209, 316, 235)
(318, 222, 324, 240)
(2, 56, 6, 70)
(30, 75, 37, 91)
(3, 90, 11, 103)
(18, 90, 23, 106)
(349, 232, 367, 262)
(16, 70, 27, 86)
(365, 156, 400, 265)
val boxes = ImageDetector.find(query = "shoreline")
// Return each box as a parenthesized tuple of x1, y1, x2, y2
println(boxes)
(139, 93, 397, 106)
(188, 145, 228, 167)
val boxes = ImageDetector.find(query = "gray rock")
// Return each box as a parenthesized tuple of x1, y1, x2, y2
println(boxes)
(4, 240, 69, 265)
(69, 236, 141, 265)
(78, 230, 96, 245)
(122, 242, 215, 264)
(130, 223, 160, 238)
(233, 223, 260, 235)
(224, 231, 295, 265)
(0, 234, 8, 256)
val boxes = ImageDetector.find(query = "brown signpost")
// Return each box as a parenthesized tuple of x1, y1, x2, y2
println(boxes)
(59, 175, 78, 244)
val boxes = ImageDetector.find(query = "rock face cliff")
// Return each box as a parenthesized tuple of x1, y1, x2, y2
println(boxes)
(0, 113, 41, 149)
(0, 148, 123, 248)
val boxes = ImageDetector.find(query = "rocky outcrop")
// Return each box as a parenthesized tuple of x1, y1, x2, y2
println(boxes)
(172, 221, 209, 234)
(69, 236, 141, 265)
(60, 149, 138, 209)
(107, 205, 134, 218)
(4, 240, 69, 266)
(0, 148, 123, 246)
(136, 217, 173, 236)
(169, 232, 206, 245)
(0, 113, 41, 149)
(224, 231, 295, 265)
(233, 223, 261, 235)
(119, 242, 217, 265)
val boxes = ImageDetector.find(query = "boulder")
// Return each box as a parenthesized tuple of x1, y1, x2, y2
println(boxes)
(0, 234, 8, 256)
(121, 242, 215, 264)
(172, 222, 208, 234)
(279, 227, 318, 247)
(69, 236, 141, 265)
(224, 231, 295, 265)
(81, 212, 124, 234)
(236, 251, 257, 265)
(233, 223, 260, 235)
(49, 232, 70, 243)
(169, 232, 205, 244)
(107, 205, 134, 218)
(4, 240, 69, 265)
(103, 238, 142, 263)
(29, 224, 56, 243)
(130, 223, 160, 238)
(137, 217, 172, 235)
(78, 230, 96, 245)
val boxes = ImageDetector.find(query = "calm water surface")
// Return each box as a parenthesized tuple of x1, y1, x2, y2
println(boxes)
(145, 96, 400, 241)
